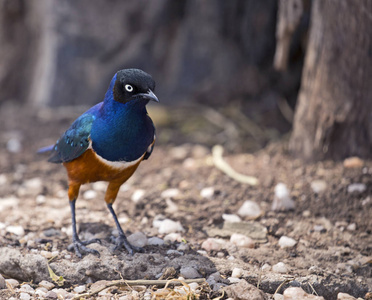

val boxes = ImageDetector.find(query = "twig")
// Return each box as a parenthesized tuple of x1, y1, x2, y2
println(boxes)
(71, 278, 206, 300)
(212, 145, 258, 185)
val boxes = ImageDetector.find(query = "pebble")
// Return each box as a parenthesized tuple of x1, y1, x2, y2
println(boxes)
(180, 266, 202, 279)
(52, 288, 69, 298)
(261, 263, 271, 271)
(0, 274, 5, 289)
(347, 183, 366, 193)
(36, 195, 46, 204)
(313, 225, 326, 232)
(83, 189, 97, 200)
(155, 219, 185, 234)
(165, 198, 178, 213)
(237, 200, 262, 218)
(188, 282, 199, 292)
(147, 237, 164, 246)
(222, 214, 242, 223)
(24, 178, 43, 192)
(45, 291, 58, 299)
(43, 228, 61, 237)
(337, 292, 357, 300)
(273, 294, 284, 300)
(19, 293, 31, 300)
(225, 280, 267, 300)
(35, 287, 48, 297)
(347, 223, 356, 231)
(6, 225, 25, 236)
(310, 180, 327, 193)
(272, 183, 295, 211)
(343, 157, 364, 168)
(164, 233, 182, 243)
(278, 236, 297, 248)
(5, 279, 19, 288)
(200, 187, 214, 199)
(0, 174, 7, 185)
(228, 277, 241, 283)
(19, 284, 35, 294)
(7, 138, 22, 153)
(127, 232, 147, 247)
(40, 250, 53, 259)
(177, 243, 190, 251)
(230, 233, 255, 248)
(131, 189, 146, 203)
(161, 188, 180, 199)
(73, 285, 86, 293)
(283, 287, 324, 299)
(272, 262, 288, 273)
(201, 238, 225, 251)
(231, 267, 243, 278)
(92, 181, 107, 191)
(302, 210, 311, 217)
(166, 249, 183, 256)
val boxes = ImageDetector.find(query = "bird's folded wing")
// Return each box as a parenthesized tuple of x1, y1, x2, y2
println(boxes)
(48, 113, 95, 163)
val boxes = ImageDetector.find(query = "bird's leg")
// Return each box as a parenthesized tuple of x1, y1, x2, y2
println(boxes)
(107, 203, 143, 255)
(67, 182, 101, 258)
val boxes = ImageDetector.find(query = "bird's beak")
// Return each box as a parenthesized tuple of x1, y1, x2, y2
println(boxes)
(140, 89, 159, 103)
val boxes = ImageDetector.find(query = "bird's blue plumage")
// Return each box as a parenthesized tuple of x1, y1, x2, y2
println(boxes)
(46, 72, 155, 164)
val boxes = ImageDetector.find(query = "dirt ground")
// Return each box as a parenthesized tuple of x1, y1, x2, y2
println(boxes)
(0, 103, 371, 299)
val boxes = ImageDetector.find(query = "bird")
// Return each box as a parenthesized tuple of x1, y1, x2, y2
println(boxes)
(38, 68, 158, 258)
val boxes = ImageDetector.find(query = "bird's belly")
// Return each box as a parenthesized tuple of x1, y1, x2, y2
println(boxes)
(63, 149, 143, 184)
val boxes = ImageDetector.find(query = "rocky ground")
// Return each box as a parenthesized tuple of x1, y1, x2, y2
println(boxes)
(0, 103, 371, 300)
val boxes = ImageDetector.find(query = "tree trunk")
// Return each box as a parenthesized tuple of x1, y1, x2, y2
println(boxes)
(289, 0, 372, 160)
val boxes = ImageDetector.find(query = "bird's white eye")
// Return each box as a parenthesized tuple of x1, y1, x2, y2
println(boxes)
(125, 84, 134, 92)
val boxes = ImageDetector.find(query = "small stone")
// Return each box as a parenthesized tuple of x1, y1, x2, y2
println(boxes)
(272, 183, 295, 211)
(35, 287, 48, 297)
(180, 266, 202, 279)
(177, 243, 190, 251)
(347, 183, 366, 193)
(0, 174, 7, 185)
(131, 189, 146, 203)
(92, 181, 107, 191)
(7, 138, 21, 153)
(343, 157, 364, 168)
(147, 237, 164, 246)
(165, 198, 178, 213)
(217, 251, 225, 258)
(238, 200, 262, 218)
(24, 178, 43, 192)
(161, 188, 180, 199)
(200, 187, 214, 199)
(19, 293, 31, 300)
(5, 279, 19, 288)
(52, 288, 68, 298)
(201, 238, 225, 251)
(261, 263, 271, 271)
(283, 287, 324, 299)
(313, 225, 326, 232)
(310, 180, 327, 193)
(40, 250, 53, 259)
(272, 262, 288, 273)
(83, 190, 97, 200)
(45, 291, 58, 299)
(230, 233, 255, 248)
(278, 236, 297, 248)
(231, 267, 243, 278)
(36, 195, 46, 204)
(347, 223, 356, 231)
(43, 228, 61, 237)
(127, 232, 147, 248)
(274, 294, 284, 300)
(225, 280, 267, 300)
(222, 214, 242, 223)
(73, 285, 86, 293)
(19, 284, 34, 294)
(164, 233, 182, 243)
(166, 249, 183, 256)
(228, 277, 241, 283)
(169, 146, 189, 160)
(188, 282, 199, 292)
(6, 225, 24, 236)
(0, 274, 5, 289)
(302, 210, 311, 217)
(155, 219, 184, 234)
(337, 292, 357, 300)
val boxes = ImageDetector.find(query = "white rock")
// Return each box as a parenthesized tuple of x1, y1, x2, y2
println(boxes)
(40, 251, 53, 259)
(283, 287, 324, 299)
(127, 232, 147, 247)
(38, 280, 54, 290)
(92, 181, 107, 191)
(272, 262, 288, 273)
(261, 263, 271, 271)
(188, 282, 199, 292)
(200, 187, 214, 199)
(161, 188, 180, 199)
(131, 189, 146, 203)
(311, 180, 327, 193)
(347, 183, 366, 193)
(83, 190, 97, 200)
(222, 214, 242, 223)
(347, 223, 356, 231)
(273, 294, 284, 300)
(35, 287, 48, 297)
(177, 243, 190, 251)
(19, 293, 31, 300)
(6, 225, 24, 236)
(165, 198, 178, 213)
(231, 267, 243, 278)
(52, 288, 68, 298)
(201, 238, 225, 251)
(302, 210, 311, 217)
(337, 292, 357, 300)
(278, 236, 297, 248)
(5, 279, 19, 288)
(156, 219, 185, 234)
(0, 174, 7, 185)
(228, 277, 241, 283)
(180, 266, 201, 279)
(147, 237, 164, 246)
(237, 200, 262, 218)
(313, 225, 325, 232)
(7, 138, 21, 153)
(36, 195, 46, 204)
(19, 284, 34, 294)
(164, 233, 182, 243)
(24, 177, 43, 191)
(230, 233, 255, 248)
(272, 183, 295, 211)
(74, 285, 86, 293)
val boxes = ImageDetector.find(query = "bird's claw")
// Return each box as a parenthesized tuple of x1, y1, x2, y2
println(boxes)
(112, 235, 144, 255)
(68, 238, 101, 258)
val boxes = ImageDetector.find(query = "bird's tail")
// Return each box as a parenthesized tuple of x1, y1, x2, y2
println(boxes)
(37, 145, 54, 154)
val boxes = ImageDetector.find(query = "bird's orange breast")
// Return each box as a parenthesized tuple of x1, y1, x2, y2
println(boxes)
(63, 149, 142, 185)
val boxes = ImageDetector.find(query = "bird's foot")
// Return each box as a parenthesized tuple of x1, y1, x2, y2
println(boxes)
(111, 235, 144, 255)
(68, 238, 101, 258)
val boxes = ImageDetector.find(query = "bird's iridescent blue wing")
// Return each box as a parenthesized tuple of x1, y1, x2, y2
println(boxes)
(48, 113, 95, 163)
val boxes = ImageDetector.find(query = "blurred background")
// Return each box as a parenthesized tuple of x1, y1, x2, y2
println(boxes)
(0, 0, 371, 159)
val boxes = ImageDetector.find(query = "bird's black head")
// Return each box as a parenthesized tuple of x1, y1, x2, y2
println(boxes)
(113, 69, 158, 104)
